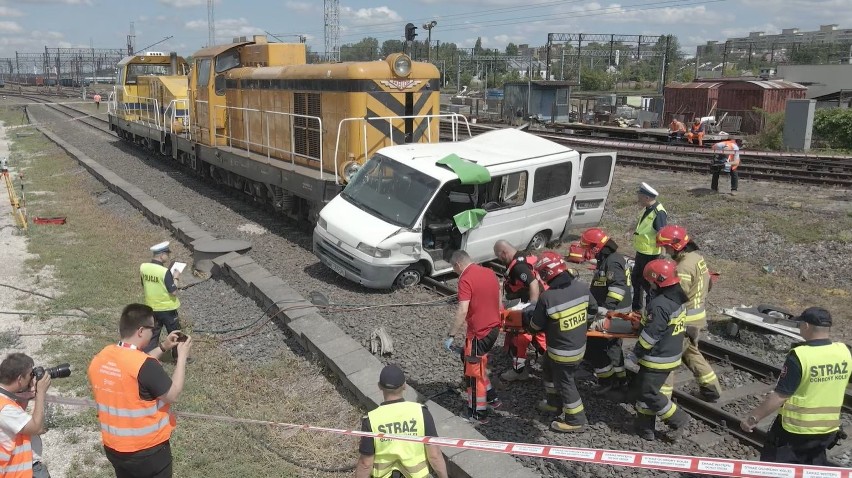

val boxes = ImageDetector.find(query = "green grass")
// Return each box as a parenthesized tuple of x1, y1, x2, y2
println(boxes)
(1, 106, 360, 477)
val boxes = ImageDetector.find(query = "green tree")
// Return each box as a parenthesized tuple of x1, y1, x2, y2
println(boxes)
(340, 37, 379, 61)
(474, 37, 484, 56)
(380, 39, 404, 57)
(580, 69, 615, 91)
(505, 43, 518, 56)
(813, 108, 852, 150)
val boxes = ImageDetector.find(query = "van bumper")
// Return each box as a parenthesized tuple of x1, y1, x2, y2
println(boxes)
(312, 229, 406, 289)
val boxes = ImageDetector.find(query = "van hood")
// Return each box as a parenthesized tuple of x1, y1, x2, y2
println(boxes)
(320, 196, 403, 248)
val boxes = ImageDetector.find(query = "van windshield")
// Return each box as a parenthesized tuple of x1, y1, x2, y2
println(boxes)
(341, 154, 440, 228)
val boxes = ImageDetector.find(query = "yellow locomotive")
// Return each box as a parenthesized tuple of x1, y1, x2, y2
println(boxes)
(110, 52, 190, 152)
(110, 35, 444, 223)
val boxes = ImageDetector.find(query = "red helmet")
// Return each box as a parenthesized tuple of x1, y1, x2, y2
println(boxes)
(656, 225, 690, 252)
(644, 259, 680, 288)
(534, 251, 569, 283)
(579, 228, 610, 255)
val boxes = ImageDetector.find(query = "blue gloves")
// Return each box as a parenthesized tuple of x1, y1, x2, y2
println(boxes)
(443, 337, 455, 352)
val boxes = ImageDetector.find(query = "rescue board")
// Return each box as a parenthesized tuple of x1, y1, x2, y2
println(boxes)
(721, 305, 803, 342)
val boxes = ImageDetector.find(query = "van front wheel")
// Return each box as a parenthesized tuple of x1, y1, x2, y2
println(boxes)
(394, 264, 424, 289)
(527, 231, 550, 252)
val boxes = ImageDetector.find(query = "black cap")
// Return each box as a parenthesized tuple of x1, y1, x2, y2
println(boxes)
(379, 364, 405, 389)
(795, 307, 832, 327)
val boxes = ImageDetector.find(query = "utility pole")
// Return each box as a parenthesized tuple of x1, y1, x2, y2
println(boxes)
(324, 0, 340, 62)
(127, 22, 135, 56)
(422, 20, 437, 62)
(207, 0, 216, 47)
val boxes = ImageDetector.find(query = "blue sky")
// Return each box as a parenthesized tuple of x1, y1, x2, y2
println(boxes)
(0, 0, 850, 59)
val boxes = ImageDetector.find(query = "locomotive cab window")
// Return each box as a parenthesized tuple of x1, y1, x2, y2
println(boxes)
(197, 59, 211, 87)
(215, 50, 240, 73)
(215, 75, 226, 96)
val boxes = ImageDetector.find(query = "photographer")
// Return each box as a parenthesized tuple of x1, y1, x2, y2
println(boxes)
(0, 353, 51, 477)
(88, 304, 192, 478)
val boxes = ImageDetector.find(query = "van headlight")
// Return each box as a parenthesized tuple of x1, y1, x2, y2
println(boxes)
(317, 216, 327, 230)
(357, 243, 391, 258)
(393, 55, 412, 77)
(399, 243, 422, 257)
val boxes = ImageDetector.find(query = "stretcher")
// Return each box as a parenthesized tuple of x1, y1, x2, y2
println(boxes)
(721, 305, 803, 341)
(500, 309, 641, 338)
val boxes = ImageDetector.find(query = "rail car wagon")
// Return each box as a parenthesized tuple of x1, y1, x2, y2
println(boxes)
(111, 34, 446, 224)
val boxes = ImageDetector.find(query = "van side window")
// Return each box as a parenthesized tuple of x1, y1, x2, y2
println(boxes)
(533, 162, 572, 202)
(580, 155, 613, 188)
(479, 172, 527, 211)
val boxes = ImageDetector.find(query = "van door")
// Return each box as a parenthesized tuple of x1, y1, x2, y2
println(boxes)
(460, 170, 529, 262)
(569, 152, 616, 228)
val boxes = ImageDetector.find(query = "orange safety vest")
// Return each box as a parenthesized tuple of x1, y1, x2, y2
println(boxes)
(0, 395, 33, 477)
(690, 123, 703, 133)
(89, 344, 175, 453)
(717, 140, 740, 170)
(505, 255, 548, 294)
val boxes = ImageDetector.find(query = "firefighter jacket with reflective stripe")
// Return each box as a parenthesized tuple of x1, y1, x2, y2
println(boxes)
(529, 275, 596, 365)
(367, 401, 429, 478)
(635, 286, 687, 371)
(633, 203, 666, 255)
(781, 342, 852, 435)
(674, 250, 710, 325)
(140, 262, 180, 312)
(504, 254, 547, 301)
(89, 345, 175, 452)
(0, 395, 32, 477)
(590, 250, 632, 313)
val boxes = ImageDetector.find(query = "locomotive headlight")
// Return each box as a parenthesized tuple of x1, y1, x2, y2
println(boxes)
(392, 55, 412, 77)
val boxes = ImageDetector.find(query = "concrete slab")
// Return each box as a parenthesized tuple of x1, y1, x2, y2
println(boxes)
(282, 302, 318, 321)
(223, 255, 254, 272)
(300, 319, 347, 355)
(314, 335, 363, 361)
(449, 448, 535, 478)
(345, 365, 385, 407)
(211, 251, 241, 271)
(327, 347, 375, 379)
(230, 263, 267, 289)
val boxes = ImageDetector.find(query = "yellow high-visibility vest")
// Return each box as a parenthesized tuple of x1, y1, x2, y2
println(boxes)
(634, 203, 666, 255)
(368, 401, 430, 478)
(140, 262, 180, 312)
(781, 342, 851, 435)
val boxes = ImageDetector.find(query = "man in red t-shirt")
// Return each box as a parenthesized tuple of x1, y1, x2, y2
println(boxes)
(445, 250, 502, 423)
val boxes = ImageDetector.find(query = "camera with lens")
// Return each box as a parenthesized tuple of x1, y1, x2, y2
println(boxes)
(32, 363, 72, 380)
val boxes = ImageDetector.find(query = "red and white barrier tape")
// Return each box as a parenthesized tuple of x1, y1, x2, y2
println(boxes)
(47, 395, 851, 478)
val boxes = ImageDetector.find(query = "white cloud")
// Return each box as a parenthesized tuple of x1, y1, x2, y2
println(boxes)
(14, 0, 93, 5)
(0, 21, 23, 34)
(343, 6, 401, 26)
(0, 6, 23, 16)
(185, 17, 259, 39)
(285, 1, 315, 13)
(158, 0, 207, 7)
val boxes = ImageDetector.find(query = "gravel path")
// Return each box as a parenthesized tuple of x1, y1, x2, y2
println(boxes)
(31, 104, 852, 477)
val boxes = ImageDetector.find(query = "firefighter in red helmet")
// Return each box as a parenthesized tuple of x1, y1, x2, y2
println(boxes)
(524, 252, 597, 432)
(493, 240, 548, 382)
(656, 225, 721, 402)
(630, 259, 691, 441)
(580, 228, 632, 396)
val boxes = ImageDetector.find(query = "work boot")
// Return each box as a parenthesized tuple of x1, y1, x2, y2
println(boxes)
(697, 386, 721, 403)
(537, 396, 560, 414)
(664, 408, 692, 442)
(730, 191, 738, 196)
(634, 414, 656, 441)
(550, 416, 587, 433)
(500, 367, 530, 382)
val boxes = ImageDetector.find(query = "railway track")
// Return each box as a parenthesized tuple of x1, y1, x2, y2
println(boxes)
(441, 123, 852, 188)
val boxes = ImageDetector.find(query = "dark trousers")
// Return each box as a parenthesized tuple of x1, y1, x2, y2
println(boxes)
(630, 367, 672, 417)
(32, 461, 51, 478)
(105, 442, 172, 478)
(631, 252, 658, 311)
(586, 337, 625, 380)
(761, 417, 837, 465)
(711, 169, 739, 191)
(143, 310, 181, 358)
(542, 356, 587, 425)
(668, 132, 683, 143)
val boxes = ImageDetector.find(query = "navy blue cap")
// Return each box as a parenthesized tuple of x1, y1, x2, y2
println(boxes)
(379, 364, 405, 389)
(795, 307, 832, 327)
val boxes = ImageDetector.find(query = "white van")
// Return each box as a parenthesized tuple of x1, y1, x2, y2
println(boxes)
(313, 128, 616, 289)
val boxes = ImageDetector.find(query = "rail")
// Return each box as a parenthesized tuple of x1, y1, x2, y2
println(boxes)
(212, 105, 326, 177)
(333, 113, 472, 185)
